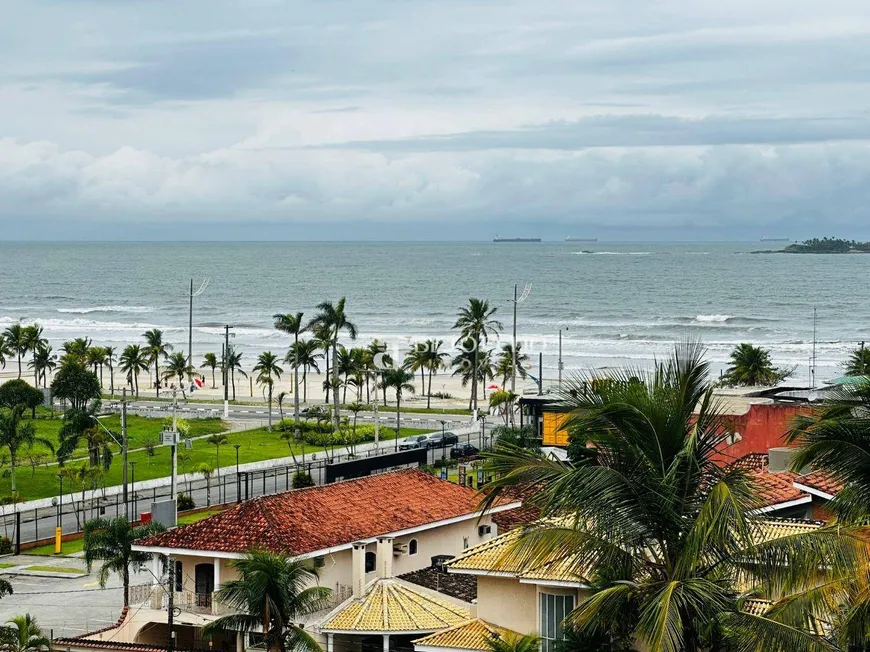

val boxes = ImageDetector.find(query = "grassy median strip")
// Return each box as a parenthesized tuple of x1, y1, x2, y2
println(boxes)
(26, 538, 86, 557)
(22, 565, 84, 574)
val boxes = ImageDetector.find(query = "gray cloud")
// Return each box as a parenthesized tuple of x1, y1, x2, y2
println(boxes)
(2, 0, 870, 237)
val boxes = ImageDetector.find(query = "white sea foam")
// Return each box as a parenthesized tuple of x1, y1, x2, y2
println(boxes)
(694, 314, 733, 323)
(57, 306, 154, 314)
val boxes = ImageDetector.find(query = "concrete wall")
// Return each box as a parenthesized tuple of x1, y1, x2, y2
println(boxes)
(476, 576, 539, 634)
(714, 404, 812, 464)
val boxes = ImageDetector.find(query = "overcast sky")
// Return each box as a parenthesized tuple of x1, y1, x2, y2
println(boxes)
(3, 0, 870, 240)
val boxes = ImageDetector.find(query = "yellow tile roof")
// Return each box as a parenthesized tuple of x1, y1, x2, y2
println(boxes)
(447, 529, 587, 584)
(413, 619, 518, 651)
(447, 519, 823, 584)
(322, 580, 470, 633)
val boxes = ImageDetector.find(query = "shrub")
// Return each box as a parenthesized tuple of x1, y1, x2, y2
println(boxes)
(142, 436, 158, 457)
(176, 494, 196, 511)
(0, 536, 11, 554)
(292, 471, 315, 489)
(0, 379, 45, 417)
(492, 425, 540, 452)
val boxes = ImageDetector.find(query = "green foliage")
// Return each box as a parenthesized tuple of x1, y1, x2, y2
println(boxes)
(485, 633, 541, 652)
(0, 614, 51, 652)
(0, 380, 43, 416)
(783, 237, 870, 254)
(492, 425, 540, 451)
(202, 550, 330, 652)
(844, 345, 870, 377)
(720, 342, 792, 387)
(0, 536, 11, 555)
(83, 516, 167, 606)
(50, 361, 101, 410)
(481, 343, 849, 652)
(176, 493, 196, 511)
(292, 471, 315, 489)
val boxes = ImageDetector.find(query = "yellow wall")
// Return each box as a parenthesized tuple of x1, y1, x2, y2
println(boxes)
(542, 412, 569, 447)
(476, 576, 539, 634)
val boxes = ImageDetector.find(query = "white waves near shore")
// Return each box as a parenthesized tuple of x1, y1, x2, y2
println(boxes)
(57, 305, 154, 314)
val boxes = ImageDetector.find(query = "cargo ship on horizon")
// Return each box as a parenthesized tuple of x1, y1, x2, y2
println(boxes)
(493, 235, 542, 242)
(565, 236, 598, 242)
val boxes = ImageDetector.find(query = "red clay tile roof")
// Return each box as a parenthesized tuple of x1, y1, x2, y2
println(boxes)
(137, 469, 496, 556)
(728, 452, 769, 472)
(492, 504, 539, 531)
(795, 471, 843, 497)
(749, 469, 807, 508)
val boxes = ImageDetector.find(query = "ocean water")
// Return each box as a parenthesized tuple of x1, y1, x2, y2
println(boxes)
(0, 241, 867, 384)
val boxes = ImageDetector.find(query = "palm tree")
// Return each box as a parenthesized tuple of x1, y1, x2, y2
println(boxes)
(83, 516, 167, 606)
(421, 339, 449, 408)
(844, 344, 870, 377)
(0, 614, 52, 652)
(253, 352, 283, 431)
(28, 344, 56, 388)
(451, 344, 495, 410)
(481, 343, 852, 652)
(309, 298, 358, 429)
(227, 350, 247, 401)
(721, 342, 791, 386)
(86, 346, 108, 389)
(286, 340, 321, 403)
(22, 325, 46, 387)
(0, 405, 54, 493)
(105, 346, 117, 397)
(495, 342, 529, 388)
(3, 323, 27, 379)
(198, 463, 215, 507)
(274, 312, 307, 428)
(489, 389, 518, 425)
(61, 337, 92, 364)
(0, 576, 10, 600)
(0, 334, 9, 372)
(310, 323, 334, 404)
(57, 405, 113, 469)
(201, 352, 219, 388)
(379, 368, 414, 451)
(364, 340, 393, 404)
(143, 328, 173, 397)
(162, 351, 195, 389)
(485, 633, 540, 652)
(119, 344, 148, 396)
(203, 550, 330, 652)
(336, 346, 364, 404)
(452, 298, 503, 411)
(404, 344, 429, 401)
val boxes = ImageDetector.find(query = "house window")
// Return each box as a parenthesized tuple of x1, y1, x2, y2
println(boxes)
(463, 537, 469, 550)
(408, 539, 418, 556)
(174, 561, 183, 592)
(540, 592, 575, 652)
(365, 551, 376, 573)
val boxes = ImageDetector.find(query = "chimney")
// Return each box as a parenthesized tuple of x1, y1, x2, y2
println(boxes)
(376, 537, 394, 579)
(351, 542, 367, 598)
(768, 447, 797, 473)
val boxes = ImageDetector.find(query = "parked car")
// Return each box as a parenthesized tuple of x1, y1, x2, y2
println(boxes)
(450, 442, 480, 459)
(426, 431, 459, 449)
(399, 434, 430, 450)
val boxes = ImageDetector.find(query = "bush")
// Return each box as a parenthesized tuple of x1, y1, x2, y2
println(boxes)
(492, 425, 541, 452)
(0, 379, 44, 417)
(292, 471, 315, 489)
(176, 494, 196, 511)
(0, 536, 11, 554)
(51, 361, 101, 411)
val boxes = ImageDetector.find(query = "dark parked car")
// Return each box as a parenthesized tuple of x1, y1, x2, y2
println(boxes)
(427, 431, 459, 449)
(450, 442, 479, 459)
(399, 434, 430, 450)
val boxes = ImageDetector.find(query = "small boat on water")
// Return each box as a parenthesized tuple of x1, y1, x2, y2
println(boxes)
(565, 237, 598, 242)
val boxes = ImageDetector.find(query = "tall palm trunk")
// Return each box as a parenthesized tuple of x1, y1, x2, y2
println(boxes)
(267, 382, 273, 431)
(16, 352, 21, 379)
(123, 565, 130, 607)
(332, 336, 341, 429)
(10, 451, 17, 493)
(427, 368, 434, 409)
(323, 345, 331, 404)
(293, 334, 300, 443)
(471, 347, 479, 411)
(211, 367, 216, 388)
(109, 364, 114, 396)
(154, 359, 160, 397)
(395, 391, 401, 451)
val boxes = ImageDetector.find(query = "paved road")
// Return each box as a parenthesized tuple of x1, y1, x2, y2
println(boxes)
(6, 424, 493, 548)
(0, 554, 141, 638)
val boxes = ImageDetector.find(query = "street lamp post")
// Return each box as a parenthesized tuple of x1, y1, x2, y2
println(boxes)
(558, 327, 568, 387)
(234, 444, 241, 504)
(129, 462, 137, 520)
(55, 473, 64, 554)
(439, 420, 447, 461)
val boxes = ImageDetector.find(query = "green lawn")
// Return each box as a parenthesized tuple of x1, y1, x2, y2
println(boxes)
(177, 509, 224, 526)
(0, 563, 14, 569)
(2, 425, 430, 503)
(9, 412, 229, 460)
(26, 538, 85, 557)
(22, 565, 84, 574)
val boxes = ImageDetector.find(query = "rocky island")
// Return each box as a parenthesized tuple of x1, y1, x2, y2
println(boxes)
(753, 237, 870, 254)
